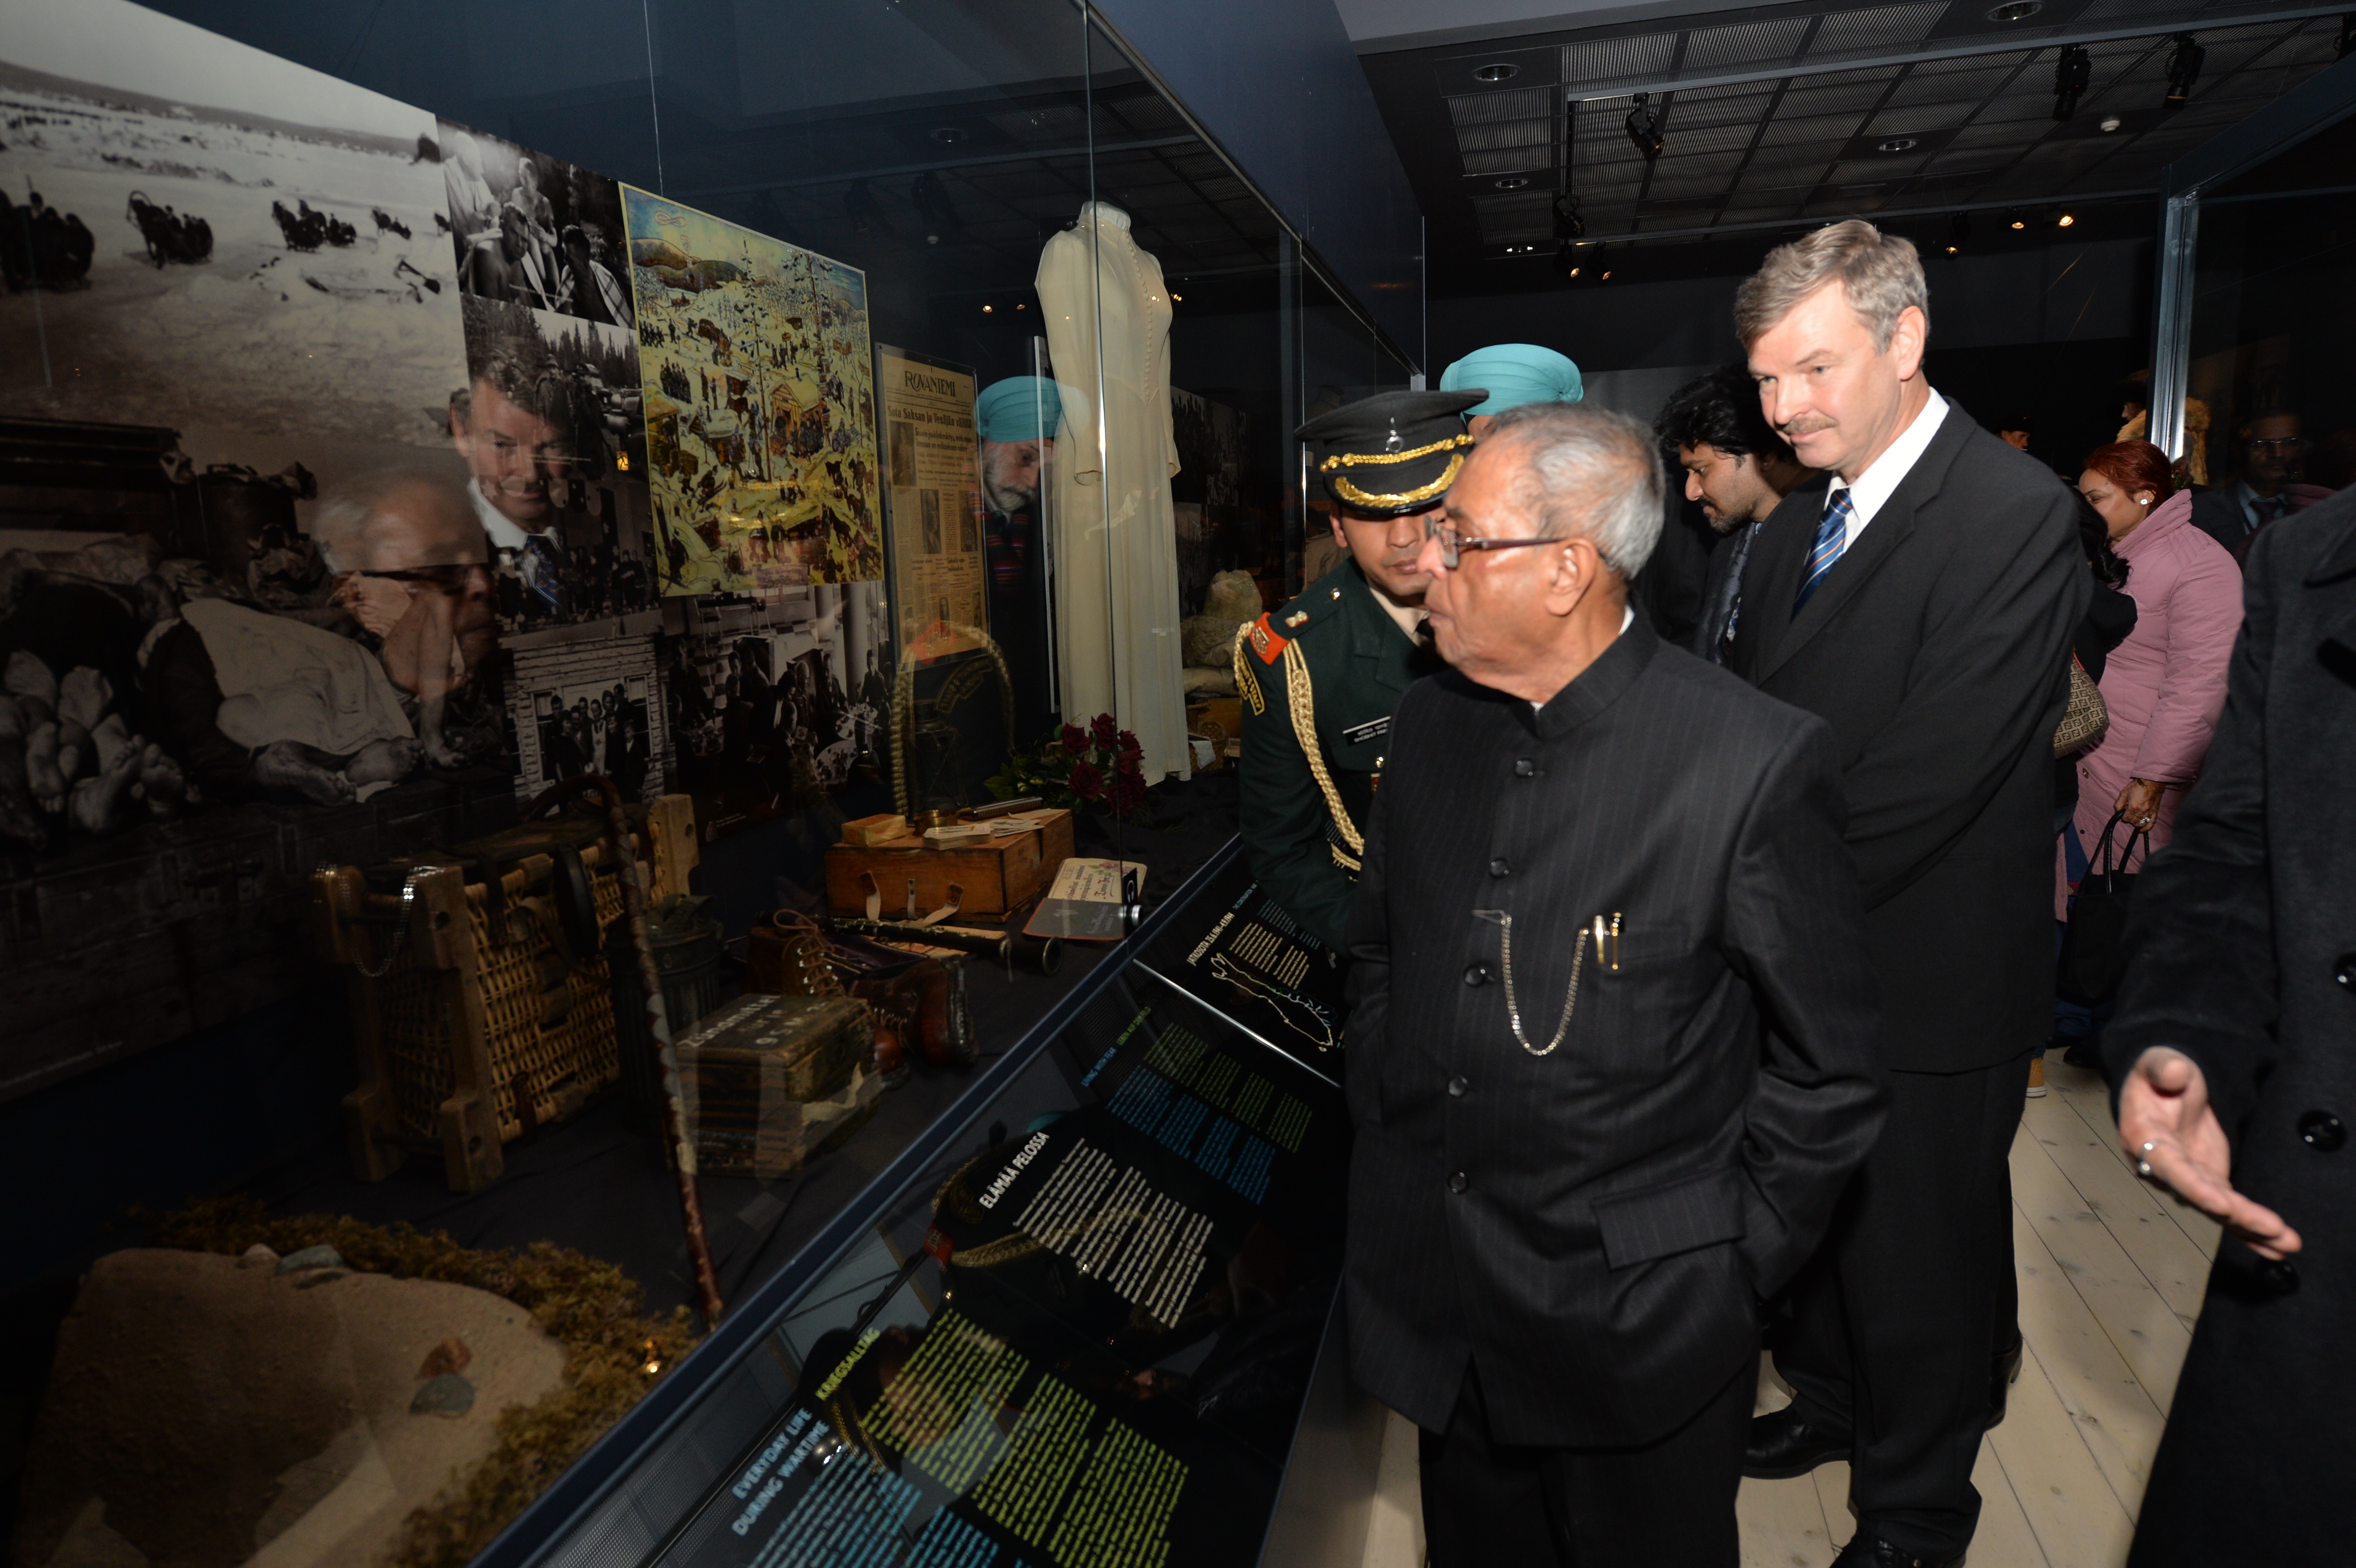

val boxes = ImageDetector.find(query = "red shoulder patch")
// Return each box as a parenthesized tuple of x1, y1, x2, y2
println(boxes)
(1245, 613, 1291, 666)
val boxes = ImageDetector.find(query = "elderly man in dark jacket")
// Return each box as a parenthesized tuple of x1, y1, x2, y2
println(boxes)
(1344, 401, 1887, 1567)
(2102, 484, 2356, 1565)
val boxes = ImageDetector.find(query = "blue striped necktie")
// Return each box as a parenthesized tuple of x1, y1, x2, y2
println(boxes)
(1794, 488, 1855, 611)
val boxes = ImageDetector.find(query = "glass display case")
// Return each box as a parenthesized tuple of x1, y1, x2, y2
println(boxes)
(0, 1, 1414, 1563)
(473, 841, 1366, 1568)
(2147, 61, 2356, 505)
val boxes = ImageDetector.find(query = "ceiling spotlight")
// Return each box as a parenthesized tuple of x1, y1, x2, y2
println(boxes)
(2052, 44, 2091, 120)
(1169, 292, 1182, 301)
(843, 178, 887, 236)
(1553, 191, 1586, 241)
(1625, 92, 1665, 162)
(2011, 217, 2026, 229)
(910, 170, 959, 245)
(1494, 176, 1530, 190)
(929, 126, 969, 144)
(1947, 212, 1971, 251)
(1473, 62, 1519, 82)
(1875, 136, 1920, 153)
(2164, 33, 2204, 109)
(1986, 0, 2042, 18)
(2101, 114, 2123, 131)
(1554, 242, 1582, 280)
(2058, 211, 2075, 227)
(981, 304, 993, 313)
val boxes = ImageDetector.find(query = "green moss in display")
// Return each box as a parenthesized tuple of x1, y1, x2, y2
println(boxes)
(150, 1198, 700, 1568)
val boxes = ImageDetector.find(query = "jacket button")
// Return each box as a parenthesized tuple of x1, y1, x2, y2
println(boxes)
(2337, 953, 2356, 991)
(2258, 1257, 2301, 1295)
(1488, 857, 1510, 877)
(2299, 1110, 2346, 1151)
(1513, 758, 1537, 778)
(1447, 1076, 1468, 1098)
(1463, 963, 1489, 987)
(1448, 1171, 1469, 1194)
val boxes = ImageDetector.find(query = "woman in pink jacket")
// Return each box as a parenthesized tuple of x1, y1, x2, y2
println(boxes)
(2059, 438, 2244, 908)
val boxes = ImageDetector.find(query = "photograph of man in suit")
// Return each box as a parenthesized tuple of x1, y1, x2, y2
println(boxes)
(1726, 221, 2086, 1568)
(1344, 402, 1886, 1567)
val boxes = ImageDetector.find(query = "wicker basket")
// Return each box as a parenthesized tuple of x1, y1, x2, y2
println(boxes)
(310, 794, 698, 1191)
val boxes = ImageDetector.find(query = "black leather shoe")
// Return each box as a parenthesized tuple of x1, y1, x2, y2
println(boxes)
(1989, 1331, 2024, 1429)
(1744, 1406, 1852, 1480)
(1830, 1535, 1965, 1568)
(2062, 1037, 2104, 1071)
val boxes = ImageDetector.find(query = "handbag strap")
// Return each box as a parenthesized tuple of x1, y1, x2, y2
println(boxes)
(2089, 811, 2154, 881)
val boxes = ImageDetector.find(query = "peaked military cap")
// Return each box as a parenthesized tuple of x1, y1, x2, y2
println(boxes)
(1297, 389, 1486, 517)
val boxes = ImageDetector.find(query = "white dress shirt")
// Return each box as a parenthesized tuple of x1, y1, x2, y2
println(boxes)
(469, 484, 535, 555)
(1825, 387, 1950, 549)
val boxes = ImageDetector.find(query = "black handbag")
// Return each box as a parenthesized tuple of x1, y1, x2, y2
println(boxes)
(2058, 812, 2148, 1005)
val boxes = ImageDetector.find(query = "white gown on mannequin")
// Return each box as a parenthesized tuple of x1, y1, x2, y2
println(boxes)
(1035, 201, 1188, 780)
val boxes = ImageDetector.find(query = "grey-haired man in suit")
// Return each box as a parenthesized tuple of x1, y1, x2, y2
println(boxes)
(1344, 401, 1887, 1567)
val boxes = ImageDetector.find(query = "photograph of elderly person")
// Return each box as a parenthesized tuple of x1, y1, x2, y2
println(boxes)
(441, 123, 633, 330)
(142, 469, 499, 808)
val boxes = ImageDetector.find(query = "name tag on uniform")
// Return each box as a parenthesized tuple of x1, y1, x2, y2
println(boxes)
(1341, 716, 1389, 747)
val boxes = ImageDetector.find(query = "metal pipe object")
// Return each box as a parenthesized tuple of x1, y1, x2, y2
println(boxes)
(524, 773, 725, 1329)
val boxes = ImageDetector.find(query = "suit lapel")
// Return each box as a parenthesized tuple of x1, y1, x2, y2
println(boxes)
(1755, 404, 1971, 685)
(1741, 478, 1830, 668)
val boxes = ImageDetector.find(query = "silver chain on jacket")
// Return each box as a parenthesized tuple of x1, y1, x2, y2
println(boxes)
(1471, 910, 1621, 1056)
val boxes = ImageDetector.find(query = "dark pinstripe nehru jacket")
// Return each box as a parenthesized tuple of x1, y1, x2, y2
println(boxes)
(1340, 615, 1887, 1448)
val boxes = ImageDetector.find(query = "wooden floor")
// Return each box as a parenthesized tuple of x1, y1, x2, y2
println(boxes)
(1740, 1056, 2220, 1568)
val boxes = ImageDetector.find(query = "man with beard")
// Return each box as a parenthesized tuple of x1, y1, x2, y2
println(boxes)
(450, 348, 578, 622)
(975, 376, 1060, 732)
(1655, 365, 1817, 664)
(1233, 390, 1474, 951)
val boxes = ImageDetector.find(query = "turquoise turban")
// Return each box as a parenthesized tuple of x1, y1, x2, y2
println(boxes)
(1439, 344, 1583, 416)
(975, 376, 1063, 443)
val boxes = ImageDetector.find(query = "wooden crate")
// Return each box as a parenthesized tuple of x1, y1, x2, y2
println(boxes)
(823, 808, 1075, 919)
(309, 795, 699, 1192)
(673, 994, 877, 1178)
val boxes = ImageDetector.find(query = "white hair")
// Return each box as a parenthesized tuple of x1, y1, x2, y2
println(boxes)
(310, 469, 473, 572)
(1479, 402, 1664, 578)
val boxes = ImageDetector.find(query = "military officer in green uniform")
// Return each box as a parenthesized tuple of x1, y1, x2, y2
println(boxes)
(1233, 389, 1485, 950)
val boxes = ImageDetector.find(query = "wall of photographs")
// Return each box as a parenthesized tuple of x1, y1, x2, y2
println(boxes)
(0, 0, 1419, 1111)
(0, 3, 893, 1100)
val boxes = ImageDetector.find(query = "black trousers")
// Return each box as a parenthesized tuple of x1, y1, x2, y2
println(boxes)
(1774, 1055, 2028, 1558)
(1421, 1354, 1753, 1568)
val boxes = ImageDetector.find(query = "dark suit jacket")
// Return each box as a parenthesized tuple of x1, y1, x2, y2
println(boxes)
(1728, 402, 2086, 1072)
(2187, 484, 2253, 563)
(2103, 486, 2356, 1566)
(1342, 618, 1886, 1447)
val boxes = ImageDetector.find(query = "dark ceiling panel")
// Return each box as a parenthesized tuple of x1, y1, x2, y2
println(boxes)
(1358, 0, 2339, 292)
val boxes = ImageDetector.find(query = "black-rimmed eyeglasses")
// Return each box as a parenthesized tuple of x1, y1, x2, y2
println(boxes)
(1424, 514, 1560, 570)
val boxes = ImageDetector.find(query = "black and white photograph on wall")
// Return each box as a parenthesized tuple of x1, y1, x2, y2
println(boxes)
(439, 121, 633, 330)
(0, 0, 530, 1100)
(532, 678, 652, 797)
(450, 293, 656, 633)
(508, 636, 664, 805)
(0, 5, 463, 444)
(663, 581, 891, 841)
